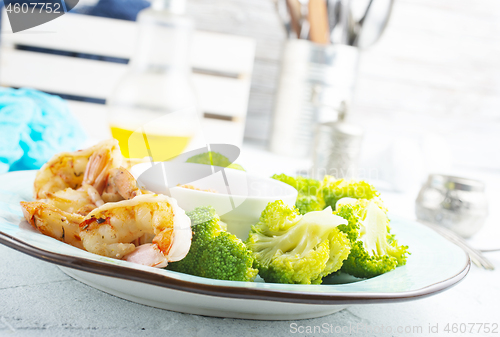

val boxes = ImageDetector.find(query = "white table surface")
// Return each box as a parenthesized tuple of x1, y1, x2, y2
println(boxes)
(1, 142, 499, 337)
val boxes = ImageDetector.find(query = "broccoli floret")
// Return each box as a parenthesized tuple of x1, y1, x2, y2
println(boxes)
(167, 206, 257, 282)
(271, 174, 320, 195)
(320, 176, 379, 210)
(295, 195, 322, 215)
(186, 151, 245, 171)
(272, 174, 323, 214)
(246, 201, 351, 284)
(334, 199, 409, 279)
(271, 174, 379, 215)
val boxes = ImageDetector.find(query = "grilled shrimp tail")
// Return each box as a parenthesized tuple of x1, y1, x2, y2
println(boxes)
(20, 201, 85, 249)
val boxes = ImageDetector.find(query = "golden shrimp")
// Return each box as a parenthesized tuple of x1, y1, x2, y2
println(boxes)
(36, 140, 142, 215)
(22, 139, 191, 268)
(79, 194, 192, 267)
(20, 201, 85, 249)
(101, 167, 143, 203)
(20, 194, 192, 267)
(34, 139, 122, 199)
(41, 188, 97, 215)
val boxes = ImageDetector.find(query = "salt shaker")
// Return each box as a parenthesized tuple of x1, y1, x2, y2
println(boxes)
(311, 117, 364, 180)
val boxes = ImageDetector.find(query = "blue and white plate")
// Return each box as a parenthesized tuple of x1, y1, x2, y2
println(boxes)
(0, 171, 470, 320)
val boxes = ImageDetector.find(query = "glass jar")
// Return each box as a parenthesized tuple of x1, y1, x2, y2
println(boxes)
(415, 174, 488, 238)
(107, 0, 202, 162)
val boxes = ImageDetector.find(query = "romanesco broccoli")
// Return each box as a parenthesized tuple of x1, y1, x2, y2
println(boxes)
(246, 200, 351, 284)
(334, 199, 409, 279)
(167, 206, 258, 281)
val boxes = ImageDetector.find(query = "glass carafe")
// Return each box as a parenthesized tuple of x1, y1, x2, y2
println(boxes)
(107, 0, 201, 162)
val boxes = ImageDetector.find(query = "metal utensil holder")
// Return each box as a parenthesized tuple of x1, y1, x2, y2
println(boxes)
(270, 39, 359, 157)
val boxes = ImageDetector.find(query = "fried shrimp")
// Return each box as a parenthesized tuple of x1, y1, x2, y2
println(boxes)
(22, 139, 192, 268)
(42, 188, 96, 215)
(35, 139, 141, 214)
(102, 167, 142, 203)
(34, 139, 122, 199)
(20, 201, 85, 249)
(20, 194, 192, 268)
(79, 194, 192, 267)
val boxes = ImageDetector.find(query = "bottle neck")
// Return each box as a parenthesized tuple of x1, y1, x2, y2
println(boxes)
(130, 7, 193, 73)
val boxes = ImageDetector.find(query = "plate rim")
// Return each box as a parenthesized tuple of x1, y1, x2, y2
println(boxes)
(0, 229, 470, 305)
(0, 170, 471, 305)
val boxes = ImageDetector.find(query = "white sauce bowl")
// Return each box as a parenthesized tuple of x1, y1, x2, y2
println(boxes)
(130, 162, 298, 240)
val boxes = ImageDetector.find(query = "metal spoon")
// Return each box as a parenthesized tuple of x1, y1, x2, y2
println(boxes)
(298, 0, 310, 39)
(419, 220, 495, 270)
(352, 0, 394, 48)
(330, 0, 349, 44)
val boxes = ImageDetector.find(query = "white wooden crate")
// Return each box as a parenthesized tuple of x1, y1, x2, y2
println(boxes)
(0, 10, 255, 146)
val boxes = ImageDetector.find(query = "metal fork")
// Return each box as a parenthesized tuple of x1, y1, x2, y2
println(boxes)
(419, 220, 495, 270)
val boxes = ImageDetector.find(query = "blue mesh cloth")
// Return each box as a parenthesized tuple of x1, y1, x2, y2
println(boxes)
(0, 88, 86, 173)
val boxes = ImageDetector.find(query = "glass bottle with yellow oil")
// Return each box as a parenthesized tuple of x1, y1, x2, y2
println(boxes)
(107, 0, 202, 163)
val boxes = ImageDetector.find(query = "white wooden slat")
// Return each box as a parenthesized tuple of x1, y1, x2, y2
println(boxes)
(67, 100, 244, 147)
(191, 32, 254, 78)
(0, 48, 124, 97)
(201, 118, 245, 147)
(0, 10, 255, 76)
(0, 48, 250, 118)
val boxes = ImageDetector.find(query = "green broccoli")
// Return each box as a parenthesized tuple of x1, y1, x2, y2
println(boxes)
(295, 194, 323, 215)
(246, 200, 351, 284)
(167, 206, 258, 282)
(271, 174, 379, 215)
(334, 199, 409, 279)
(320, 176, 379, 210)
(271, 174, 320, 195)
(186, 151, 245, 171)
(271, 174, 323, 214)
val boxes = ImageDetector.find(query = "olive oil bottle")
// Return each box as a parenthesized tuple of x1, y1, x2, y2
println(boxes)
(107, 0, 201, 162)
